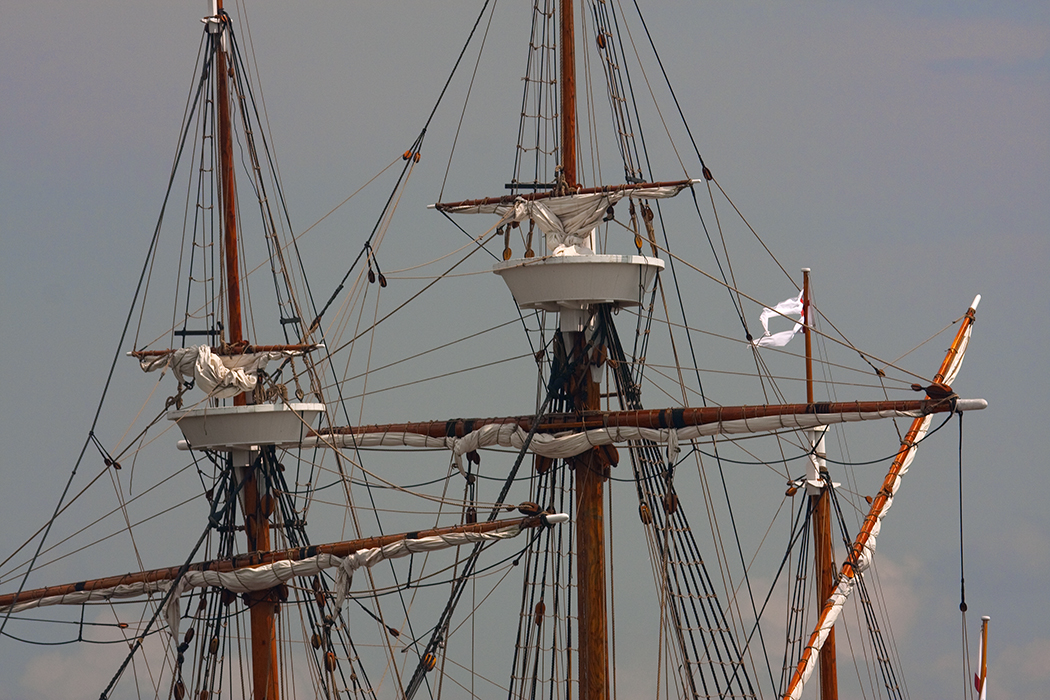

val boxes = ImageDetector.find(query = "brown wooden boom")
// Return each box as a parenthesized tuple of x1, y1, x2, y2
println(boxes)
(315, 397, 969, 441)
(130, 344, 320, 358)
(0, 515, 551, 611)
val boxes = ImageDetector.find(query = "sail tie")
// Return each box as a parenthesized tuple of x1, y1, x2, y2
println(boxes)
(666, 428, 680, 466)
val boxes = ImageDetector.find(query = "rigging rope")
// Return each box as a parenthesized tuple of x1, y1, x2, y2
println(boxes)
(957, 411, 975, 700)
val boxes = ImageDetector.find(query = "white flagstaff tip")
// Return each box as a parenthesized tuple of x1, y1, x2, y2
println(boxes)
(971, 294, 982, 311)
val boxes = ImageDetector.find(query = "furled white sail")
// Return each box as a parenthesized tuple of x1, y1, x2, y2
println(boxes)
(308, 401, 987, 474)
(138, 346, 301, 398)
(440, 183, 691, 252)
(0, 520, 555, 640)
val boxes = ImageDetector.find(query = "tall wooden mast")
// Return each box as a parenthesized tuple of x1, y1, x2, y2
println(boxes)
(559, 1, 609, 698)
(214, 1, 243, 350)
(212, 4, 279, 699)
(568, 329, 611, 700)
(559, 0, 577, 188)
(803, 269, 839, 700)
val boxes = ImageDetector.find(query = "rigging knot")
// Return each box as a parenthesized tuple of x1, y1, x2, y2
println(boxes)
(216, 339, 250, 356)
(252, 375, 289, 405)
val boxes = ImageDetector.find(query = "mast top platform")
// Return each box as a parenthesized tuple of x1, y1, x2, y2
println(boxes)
(170, 402, 325, 451)
(493, 253, 663, 332)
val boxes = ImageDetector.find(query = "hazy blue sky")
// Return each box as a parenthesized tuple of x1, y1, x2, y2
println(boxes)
(1, 1, 1047, 699)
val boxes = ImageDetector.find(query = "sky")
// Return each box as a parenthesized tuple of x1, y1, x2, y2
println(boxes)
(1, 1, 1048, 699)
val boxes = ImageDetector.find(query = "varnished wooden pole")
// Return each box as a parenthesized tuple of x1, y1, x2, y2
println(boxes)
(559, 0, 577, 187)
(568, 327, 610, 700)
(784, 297, 982, 700)
(0, 515, 552, 610)
(239, 452, 280, 700)
(803, 269, 839, 700)
(215, 3, 272, 696)
(813, 485, 838, 700)
(214, 7, 243, 350)
(317, 398, 968, 441)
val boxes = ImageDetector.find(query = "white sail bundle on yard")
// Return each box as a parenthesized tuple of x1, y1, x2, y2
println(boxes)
(309, 400, 987, 471)
(0, 520, 543, 641)
(438, 183, 691, 252)
(138, 345, 303, 398)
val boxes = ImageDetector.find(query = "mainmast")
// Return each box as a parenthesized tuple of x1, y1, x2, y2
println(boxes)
(210, 3, 278, 698)
(568, 330, 611, 700)
(558, 1, 608, 699)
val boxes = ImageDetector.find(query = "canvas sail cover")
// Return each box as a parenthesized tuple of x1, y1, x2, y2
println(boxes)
(138, 346, 302, 398)
(0, 522, 536, 640)
(307, 399, 987, 476)
(439, 183, 691, 252)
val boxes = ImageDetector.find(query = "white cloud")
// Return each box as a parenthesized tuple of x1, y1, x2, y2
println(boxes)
(14, 619, 171, 700)
(993, 637, 1050, 700)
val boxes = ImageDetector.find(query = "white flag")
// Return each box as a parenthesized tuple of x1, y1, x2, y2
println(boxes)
(753, 291, 804, 348)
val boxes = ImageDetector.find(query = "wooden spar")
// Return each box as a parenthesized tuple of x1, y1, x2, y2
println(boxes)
(803, 269, 839, 700)
(214, 6, 243, 350)
(130, 344, 320, 358)
(559, 0, 577, 188)
(315, 397, 971, 440)
(566, 329, 611, 700)
(803, 270, 814, 405)
(432, 179, 694, 210)
(978, 616, 990, 694)
(0, 515, 550, 611)
(240, 454, 278, 700)
(213, 4, 272, 697)
(783, 297, 981, 700)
